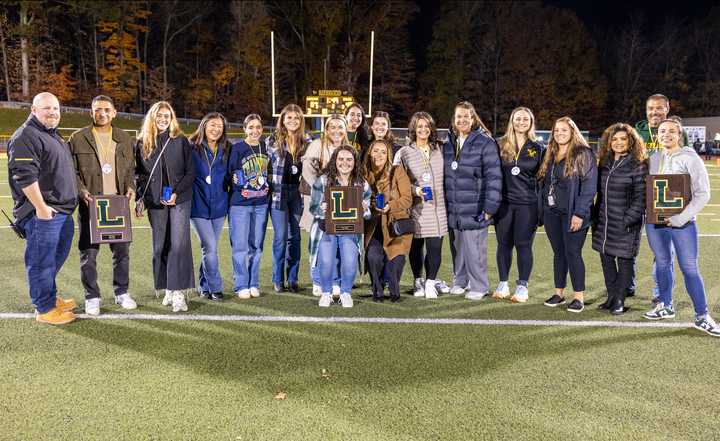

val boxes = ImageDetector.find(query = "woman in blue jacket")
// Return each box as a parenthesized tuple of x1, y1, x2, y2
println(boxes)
(189, 112, 231, 302)
(443, 101, 502, 300)
(228, 114, 270, 299)
(538, 117, 598, 313)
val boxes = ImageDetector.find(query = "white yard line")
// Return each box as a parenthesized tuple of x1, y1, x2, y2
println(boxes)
(0, 312, 696, 329)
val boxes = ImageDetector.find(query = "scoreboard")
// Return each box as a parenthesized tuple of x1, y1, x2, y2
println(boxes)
(305, 90, 355, 116)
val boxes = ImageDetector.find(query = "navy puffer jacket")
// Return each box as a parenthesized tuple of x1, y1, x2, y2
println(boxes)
(443, 128, 503, 230)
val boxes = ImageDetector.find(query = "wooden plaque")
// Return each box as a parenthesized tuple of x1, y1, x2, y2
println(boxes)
(646, 174, 692, 224)
(324, 186, 364, 234)
(89, 195, 133, 244)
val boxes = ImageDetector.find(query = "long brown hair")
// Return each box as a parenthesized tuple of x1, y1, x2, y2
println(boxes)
(273, 104, 306, 160)
(498, 107, 537, 163)
(537, 117, 591, 179)
(368, 111, 395, 145)
(598, 123, 647, 167)
(408, 111, 440, 149)
(323, 144, 364, 186)
(138, 101, 183, 159)
(451, 101, 491, 136)
(363, 139, 394, 193)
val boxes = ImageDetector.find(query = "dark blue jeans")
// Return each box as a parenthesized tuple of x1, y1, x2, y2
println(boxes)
(270, 192, 302, 285)
(23, 213, 74, 313)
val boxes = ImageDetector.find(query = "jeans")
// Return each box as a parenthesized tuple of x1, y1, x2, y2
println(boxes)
(311, 252, 340, 286)
(190, 216, 225, 293)
(228, 205, 269, 291)
(646, 222, 707, 316)
(23, 213, 74, 313)
(270, 192, 302, 285)
(318, 233, 359, 294)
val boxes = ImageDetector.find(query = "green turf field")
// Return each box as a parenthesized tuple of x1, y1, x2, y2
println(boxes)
(1, 157, 719, 440)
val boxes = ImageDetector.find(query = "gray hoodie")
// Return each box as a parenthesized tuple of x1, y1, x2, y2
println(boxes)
(648, 146, 710, 227)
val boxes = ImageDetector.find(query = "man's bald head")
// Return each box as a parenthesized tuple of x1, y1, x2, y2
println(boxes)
(31, 92, 61, 129)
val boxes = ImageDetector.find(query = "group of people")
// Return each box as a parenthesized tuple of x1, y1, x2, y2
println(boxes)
(7, 91, 720, 338)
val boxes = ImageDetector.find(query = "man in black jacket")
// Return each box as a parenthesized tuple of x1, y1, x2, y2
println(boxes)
(8, 92, 79, 324)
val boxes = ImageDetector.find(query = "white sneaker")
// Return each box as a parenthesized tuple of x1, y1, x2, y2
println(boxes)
(161, 289, 173, 306)
(492, 281, 510, 299)
(85, 298, 100, 316)
(414, 278, 425, 297)
(450, 285, 466, 295)
(424, 279, 438, 299)
(318, 293, 332, 307)
(465, 291, 488, 301)
(511, 285, 529, 303)
(332, 285, 341, 297)
(435, 280, 451, 294)
(115, 293, 137, 310)
(312, 284, 322, 297)
(236, 289, 251, 300)
(171, 291, 188, 312)
(249, 287, 260, 298)
(340, 292, 354, 308)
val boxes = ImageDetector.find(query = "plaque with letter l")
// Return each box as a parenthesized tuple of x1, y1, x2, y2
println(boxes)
(89, 195, 133, 244)
(324, 186, 364, 234)
(646, 174, 692, 224)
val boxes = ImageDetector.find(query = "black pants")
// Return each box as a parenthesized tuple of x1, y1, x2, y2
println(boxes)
(599, 252, 634, 302)
(543, 210, 587, 292)
(147, 200, 195, 291)
(409, 236, 442, 280)
(78, 206, 129, 299)
(367, 236, 406, 300)
(495, 202, 537, 283)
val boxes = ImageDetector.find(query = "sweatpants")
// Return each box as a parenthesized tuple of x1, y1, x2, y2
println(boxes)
(450, 228, 489, 294)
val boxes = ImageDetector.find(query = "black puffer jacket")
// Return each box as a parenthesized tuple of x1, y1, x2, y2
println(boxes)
(591, 155, 647, 258)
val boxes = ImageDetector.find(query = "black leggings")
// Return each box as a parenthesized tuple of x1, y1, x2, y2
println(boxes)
(543, 210, 588, 292)
(495, 202, 537, 283)
(599, 252, 634, 302)
(409, 236, 443, 280)
(366, 236, 406, 299)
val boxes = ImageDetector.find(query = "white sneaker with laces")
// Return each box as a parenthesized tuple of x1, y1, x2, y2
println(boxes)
(161, 289, 173, 306)
(249, 287, 260, 298)
(414, 278, 425, 297)
(318, 293, 332, 307)
(171, 291, 188, 312)
(236, 289, 251, 300)
(424, 279, 438, 299)
(312, 284, 322, 297)
(511, 285, 529, 303)
(492, 281, 510, 299)
(465, 291, 488, 301)
(340, 292, 353, 308)
(435, 280, 451, 294)
(85, 298, 101, 316)
(115, 293, 137, 310)
(450, 285, 466, 295)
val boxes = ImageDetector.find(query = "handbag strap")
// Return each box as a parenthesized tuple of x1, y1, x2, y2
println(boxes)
(137, 137, 172, 201)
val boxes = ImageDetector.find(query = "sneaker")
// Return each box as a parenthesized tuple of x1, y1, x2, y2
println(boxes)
(340, 292, 353, 308)
(435, 280, 451, 294)
(115, 293, 137, 310)
(56, 297, 77, 312)
(413, 278, 425, 297)
(492, 281, 510, 300)
(694, 315, 720, 337)
(171, 291, 188, 312)
(312, 284, 322, 297)
(567, 299, 585, 313)
(85, 298, 101, 316)
(36, 307, 76, 325)
(450, 285, 466, 295)
(198, 291, 211, 300)
(210, 292, 224, 301)
(161, 290, 173, 306)
(332, 285, 341, 297)
(424, 279, 438, 299)
(643, 302, 676, 320)
(510, 285, 529, 303)
(236, 289, 251, 300)
(318, 293, 332, 307)
(465, 291, 487, 301)
(543, 294, 566, 307)
(249, 287, 260, 298)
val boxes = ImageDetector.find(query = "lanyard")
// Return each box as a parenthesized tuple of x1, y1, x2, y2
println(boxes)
(204, 144, 218, 175)
(455, 136, 465, 161)
(648, 128, 657, 147)
(514, 141, 526, 166)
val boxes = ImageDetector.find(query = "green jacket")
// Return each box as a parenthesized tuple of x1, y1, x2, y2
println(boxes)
(68, 125, 136, 197)
(635, 120, 689, 155)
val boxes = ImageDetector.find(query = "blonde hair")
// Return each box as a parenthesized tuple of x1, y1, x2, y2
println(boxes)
(538, 117, 590, 179)
(598, 123, 647, 167)
(452, 101, 491, 136)
(657, 118, 684, 148)
(273, 104, 306, 160)
(139, 101, 183, 159)
(319, 114, 349, 167)
(499, 107, 537, 163)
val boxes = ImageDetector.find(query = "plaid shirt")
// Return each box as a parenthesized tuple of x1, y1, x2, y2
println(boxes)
(267, 135, 311, 210)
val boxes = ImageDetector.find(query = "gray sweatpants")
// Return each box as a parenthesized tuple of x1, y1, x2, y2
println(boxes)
(451, 228, 489, 293)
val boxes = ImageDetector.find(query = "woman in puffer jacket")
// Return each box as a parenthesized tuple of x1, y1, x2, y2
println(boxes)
(591, 123, 647, 315)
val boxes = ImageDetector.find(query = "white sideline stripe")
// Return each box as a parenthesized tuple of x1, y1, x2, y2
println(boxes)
(0, 312, 696, 329)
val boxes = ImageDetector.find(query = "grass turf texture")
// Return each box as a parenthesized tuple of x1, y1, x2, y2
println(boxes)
(2, 158, 720, 440)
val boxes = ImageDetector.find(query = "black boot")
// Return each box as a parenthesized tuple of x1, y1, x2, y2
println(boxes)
(609, 297, 626, 315)
(598, 296, 612, 310)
